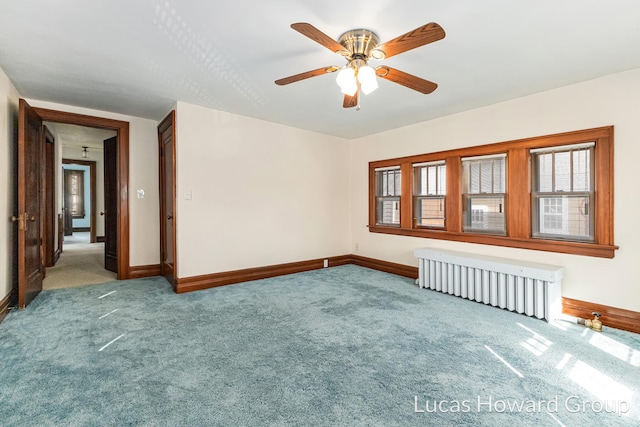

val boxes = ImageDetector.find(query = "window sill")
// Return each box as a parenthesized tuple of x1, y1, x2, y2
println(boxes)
(368, 225, 618, 258)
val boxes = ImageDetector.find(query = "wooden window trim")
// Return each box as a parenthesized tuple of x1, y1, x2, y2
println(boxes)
(368, 126, 618, 258)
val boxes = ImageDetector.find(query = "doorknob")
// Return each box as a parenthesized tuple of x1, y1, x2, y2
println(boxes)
(29, 216, 36, 222)
(167, 215, 173, 220)
(100, 211, 105, 216)
(11, 214, 25, 230)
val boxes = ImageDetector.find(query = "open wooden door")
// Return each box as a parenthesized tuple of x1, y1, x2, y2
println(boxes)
(103, 136, 118, 273)
(158, 111, 176, 285)
(15, 99, 44, 308)
(43, 126, 56, 267)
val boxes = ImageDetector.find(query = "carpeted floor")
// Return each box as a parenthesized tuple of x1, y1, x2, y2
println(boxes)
(0, 265, 638, 426)
(43, 232, 116, 290)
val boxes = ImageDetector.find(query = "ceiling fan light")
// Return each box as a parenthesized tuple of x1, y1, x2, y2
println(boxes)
(336, 67, 357, 95)
(358, 65, 378, 95)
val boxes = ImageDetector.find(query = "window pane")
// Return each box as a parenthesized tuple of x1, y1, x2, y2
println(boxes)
(437, 164, 446, 194)
(464, 157, 505, 194)
(381, 173, 387, 195)
(572, 149, 590, 191)
(463, 196, 505, 233)
(413, 163, 446, 196)
(415, 196, 445, 228)
(377, 197, 400, 225)
(493, 159, 505, 193)
(535, 195, 592, 240)
(480, 161, 493, 193)
(537, 153, 553, 192)
(470, 162, 480, 193)
(554, 151, 571, 192)
(427, 166, 437, 195)
(376, 169, 401, 197)
(419, 168, 427, 195)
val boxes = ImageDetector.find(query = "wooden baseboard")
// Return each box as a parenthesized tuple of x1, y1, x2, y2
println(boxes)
(174, 254, 414, 294)
(96, 236, 105, 243)
(349, 254, 418, 279)
(175, 255, 352, 294)
(72, 227, 91, 232)
(0, 290, 15, 325)
(172, 255, 639, 334)
(562, 297, 640, 334)
(128, 264, 162, 279)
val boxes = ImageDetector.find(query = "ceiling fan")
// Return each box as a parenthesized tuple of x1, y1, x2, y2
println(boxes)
(275, 22, 445, 110)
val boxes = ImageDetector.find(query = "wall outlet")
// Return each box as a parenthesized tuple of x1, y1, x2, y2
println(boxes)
(355, 243, 359, 252)
(323, 259, 328, 268)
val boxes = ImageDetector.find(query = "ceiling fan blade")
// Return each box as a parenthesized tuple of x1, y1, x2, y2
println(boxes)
(374, 22, 445, 59)
(343, 91, 358, 108)
(376, 66, 438, 94)
(275, 66, 339, 86)
(291, 23, 350, 56)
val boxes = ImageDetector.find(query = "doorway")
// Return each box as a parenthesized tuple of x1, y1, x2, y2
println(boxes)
(62, 158, 97, 243)
(35, 107, 131, 280)
(43, 131, 116, 290)
(16, 100, 132, 308)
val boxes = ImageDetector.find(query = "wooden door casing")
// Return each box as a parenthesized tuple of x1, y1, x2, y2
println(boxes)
(31, 107, 130, 280)
(158, 111, 176, 285)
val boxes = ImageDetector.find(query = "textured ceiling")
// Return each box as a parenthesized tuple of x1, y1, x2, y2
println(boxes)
(2, 0, 640, 139)
(44, 121, 116, 150)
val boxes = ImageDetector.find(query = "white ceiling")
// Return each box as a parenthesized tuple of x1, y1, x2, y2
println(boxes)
(2, 0, 640, 139)
(44, 121, 116, 150)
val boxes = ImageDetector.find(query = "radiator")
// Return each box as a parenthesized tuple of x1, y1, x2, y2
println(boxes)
(414, 248, 564, 321)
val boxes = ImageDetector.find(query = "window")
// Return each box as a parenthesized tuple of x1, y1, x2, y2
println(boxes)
(375, 167, 401, 226)
(413, 161, 446, 228)
(368, 126, 617, 258)
(462, 154, 506, 235)
(531, 143, 594, 241)
(64, 169, 85, 219)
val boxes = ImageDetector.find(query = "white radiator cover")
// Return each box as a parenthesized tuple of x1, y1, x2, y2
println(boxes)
(414, 247, 564, 321)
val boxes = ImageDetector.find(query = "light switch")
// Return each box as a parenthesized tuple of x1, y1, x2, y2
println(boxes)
(137, 189, 145, 199)
(185, 190, 192, 200)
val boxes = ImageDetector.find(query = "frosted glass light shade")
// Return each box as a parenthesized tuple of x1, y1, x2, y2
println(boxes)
(358, 65, 378, 95)
(336, 67, 357, 96)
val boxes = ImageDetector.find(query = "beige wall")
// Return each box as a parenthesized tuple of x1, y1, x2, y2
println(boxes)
(26, 99, 160, 267)
(175, 101, 351, 278)
(350, 68, 640, 312)
(0, 67, 20, 301)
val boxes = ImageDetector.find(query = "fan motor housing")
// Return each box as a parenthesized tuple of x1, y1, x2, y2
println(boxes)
(338, 29, 381, 60)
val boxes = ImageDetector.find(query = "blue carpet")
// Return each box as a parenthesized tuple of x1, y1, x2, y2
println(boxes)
(0, 265, 638, 426)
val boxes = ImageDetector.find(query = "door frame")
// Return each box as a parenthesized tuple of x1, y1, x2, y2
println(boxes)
(62, 159, 97, 243)
(35, 107, 130, 279)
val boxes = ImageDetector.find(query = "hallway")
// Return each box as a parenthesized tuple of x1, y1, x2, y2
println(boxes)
(42, 232, 116, 290)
